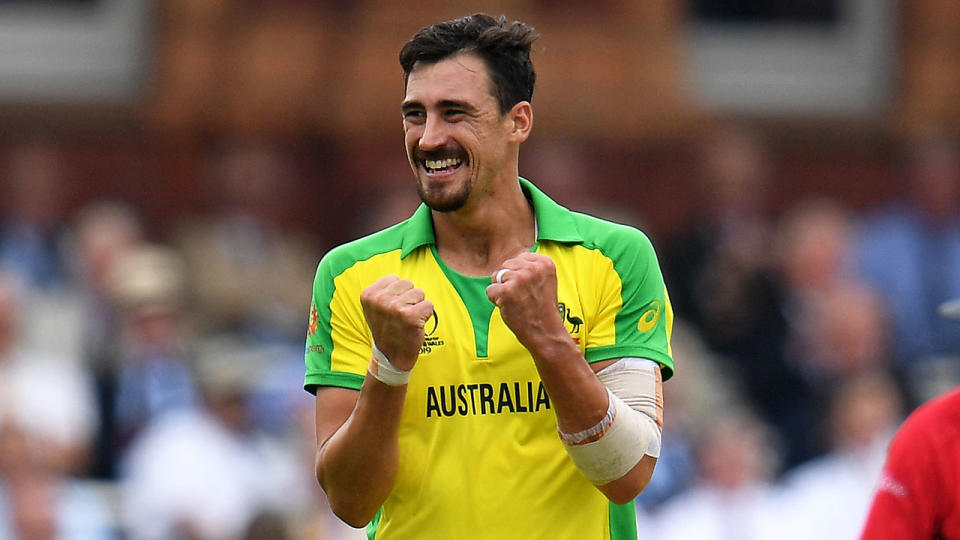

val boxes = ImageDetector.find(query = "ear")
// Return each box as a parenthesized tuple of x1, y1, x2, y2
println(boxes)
(506, 101, 533, 144)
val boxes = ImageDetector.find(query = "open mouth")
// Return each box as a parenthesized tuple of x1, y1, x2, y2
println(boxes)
(423, 157, 463, 174)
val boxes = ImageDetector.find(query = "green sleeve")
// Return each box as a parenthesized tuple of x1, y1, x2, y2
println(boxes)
(303, 250, 365, 394)
(584, 226, 675, 379)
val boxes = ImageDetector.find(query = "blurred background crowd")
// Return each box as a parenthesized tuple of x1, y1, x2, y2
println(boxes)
(1, 1, 959, 539)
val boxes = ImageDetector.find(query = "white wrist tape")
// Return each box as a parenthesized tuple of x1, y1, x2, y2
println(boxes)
(562, 358, 663, 485)
(368, 341, 411, 387)
(559, 388, 617, 445)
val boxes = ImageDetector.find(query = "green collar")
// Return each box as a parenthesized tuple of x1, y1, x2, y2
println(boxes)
(399, 177, 583, 259)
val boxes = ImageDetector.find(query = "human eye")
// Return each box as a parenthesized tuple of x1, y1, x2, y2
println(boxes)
(444, 109, 466, 121)
(402, 108, 425, 122)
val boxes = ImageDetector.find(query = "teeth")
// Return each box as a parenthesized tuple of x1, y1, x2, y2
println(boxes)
(425, 158, 462, 171)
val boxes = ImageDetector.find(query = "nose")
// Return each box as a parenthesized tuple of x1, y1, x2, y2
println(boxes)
(418, 113, 448, 151)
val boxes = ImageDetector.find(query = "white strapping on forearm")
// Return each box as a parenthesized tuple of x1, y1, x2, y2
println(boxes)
(368, 341, 411, 386)
(595, 358, 662, 458)
(561, 358, 663, 485)
(558, 388, 616, 445)
(562, 391, 658, 485)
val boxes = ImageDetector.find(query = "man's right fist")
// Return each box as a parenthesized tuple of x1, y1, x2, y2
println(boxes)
(360, 275, 434, 372)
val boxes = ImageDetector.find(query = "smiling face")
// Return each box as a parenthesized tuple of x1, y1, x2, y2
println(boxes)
(402, 53, 523, 213)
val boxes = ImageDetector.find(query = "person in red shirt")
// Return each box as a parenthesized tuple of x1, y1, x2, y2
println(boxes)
(861, 299, 960, 540)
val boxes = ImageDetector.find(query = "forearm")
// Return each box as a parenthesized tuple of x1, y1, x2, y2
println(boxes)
(523, 330, 609, 434)
(525, 332, 660, 502)
(316, 364, 407, 526)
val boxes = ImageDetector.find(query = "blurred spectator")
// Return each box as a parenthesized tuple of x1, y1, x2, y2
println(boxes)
(0, 141, 86, 361)
(0, 270, 99, 476)
(0, 140, 71, 293)
(651, 411, 783, 540)
(0, 424, 116, 539)
(68, 201, 147, 479)
(790, 283, 889, 381)
(171, 140, 320, 343)
(856, 135, 960, 400)
(247, 341, 314, 438)
(637, 320, 744, 507)
(664, 123, 805, 467)
(773, 198, 891, 463)
(120, 338, 304, 540)
(777, 370, 902, 540)
(0, 268, 112, 537)
(665, 123, 781, 355)
(108, 245, 199, 461)
(70, 201, 146, 367)
(287, 400, 367, 540)
(775, 199, 860, 301)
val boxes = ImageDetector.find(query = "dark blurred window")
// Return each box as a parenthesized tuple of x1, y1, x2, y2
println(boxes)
(693, 0, 839, 25)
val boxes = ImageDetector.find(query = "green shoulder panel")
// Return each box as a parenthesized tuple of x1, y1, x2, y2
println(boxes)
(304, 220, 412, 394)
(573, 212, 675, 380)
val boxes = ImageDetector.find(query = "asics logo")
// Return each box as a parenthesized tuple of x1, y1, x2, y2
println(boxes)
(637, 300, 662, 333)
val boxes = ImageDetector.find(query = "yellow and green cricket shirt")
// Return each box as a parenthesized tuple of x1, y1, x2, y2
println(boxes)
(304, 178, 674, 540)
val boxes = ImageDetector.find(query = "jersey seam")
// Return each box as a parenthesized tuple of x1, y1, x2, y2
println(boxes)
(304, 371, 364, 393)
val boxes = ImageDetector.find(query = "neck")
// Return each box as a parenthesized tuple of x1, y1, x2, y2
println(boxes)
(433, 178, 536, 277)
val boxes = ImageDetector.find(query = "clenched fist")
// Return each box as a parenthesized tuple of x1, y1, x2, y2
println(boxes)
(360, 275, 434, 371)
(486, 252, 567, 347)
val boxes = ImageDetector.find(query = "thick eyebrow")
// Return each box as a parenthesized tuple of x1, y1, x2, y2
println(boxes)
(437, 100, 478, 113)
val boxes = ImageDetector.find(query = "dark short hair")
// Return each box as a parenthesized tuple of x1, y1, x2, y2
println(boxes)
(399, 14, 539, 114)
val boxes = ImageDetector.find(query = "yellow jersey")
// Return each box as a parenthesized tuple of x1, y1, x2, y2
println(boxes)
(305, 178, 674, 539)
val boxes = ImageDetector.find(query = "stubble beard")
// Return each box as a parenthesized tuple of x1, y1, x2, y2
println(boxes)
(417, 176, 471, 213)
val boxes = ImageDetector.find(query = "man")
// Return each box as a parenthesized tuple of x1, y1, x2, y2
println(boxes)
(304, 14, 674, 539)
(859, 386, 960, 539)
(859, 298, 960, 539)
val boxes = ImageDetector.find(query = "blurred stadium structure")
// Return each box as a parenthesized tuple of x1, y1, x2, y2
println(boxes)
(0, 1, 958, 538)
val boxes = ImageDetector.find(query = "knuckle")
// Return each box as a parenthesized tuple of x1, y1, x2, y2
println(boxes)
(361, 289, 380, 305)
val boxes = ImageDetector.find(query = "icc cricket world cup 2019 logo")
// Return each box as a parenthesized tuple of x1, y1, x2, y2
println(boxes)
(421, 310, 443, 354)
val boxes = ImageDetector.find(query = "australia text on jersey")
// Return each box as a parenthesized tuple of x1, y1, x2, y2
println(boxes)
(426, 380, 551, 418)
